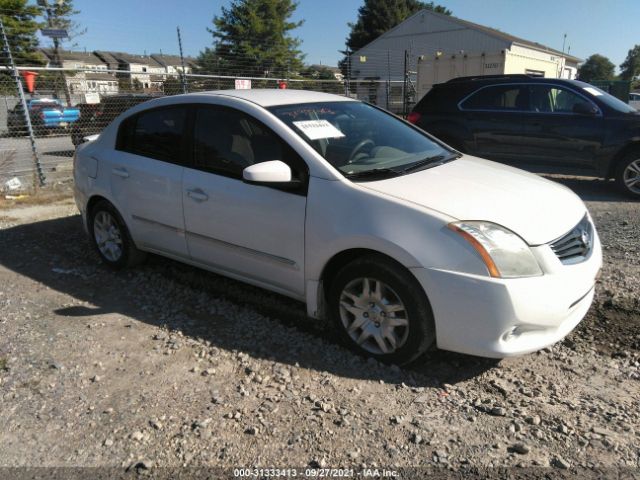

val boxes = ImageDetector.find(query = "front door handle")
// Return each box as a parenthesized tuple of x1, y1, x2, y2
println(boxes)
(186, 188, 209, 202)
(112, 167, 129, 179)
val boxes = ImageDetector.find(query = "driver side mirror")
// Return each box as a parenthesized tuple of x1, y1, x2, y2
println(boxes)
(572, 102, 598, 116)
(242, 160, 292, 184)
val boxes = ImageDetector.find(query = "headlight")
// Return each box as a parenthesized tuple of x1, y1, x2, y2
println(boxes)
(448, 221, 543, 278)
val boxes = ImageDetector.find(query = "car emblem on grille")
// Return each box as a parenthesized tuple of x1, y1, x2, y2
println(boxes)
(580, 229, 591, 248)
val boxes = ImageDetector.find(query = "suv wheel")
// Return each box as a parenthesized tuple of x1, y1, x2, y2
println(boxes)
(615, 153, 640, 197)
(89, 200, 146, 269)
(328, 255, 435, 365)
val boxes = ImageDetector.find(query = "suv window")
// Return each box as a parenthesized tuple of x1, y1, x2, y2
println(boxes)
(460, 85, 528, 111)
(192, 106, 304, 180)
(117, 106, 187, 163)
(529, 85, 588, 113)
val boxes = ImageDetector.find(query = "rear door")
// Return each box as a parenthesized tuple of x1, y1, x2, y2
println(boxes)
(182, 105, 307, 297)
(458, 84, 528, 162)
(109, 105, 189, 257)
(517, 84, 604, 171)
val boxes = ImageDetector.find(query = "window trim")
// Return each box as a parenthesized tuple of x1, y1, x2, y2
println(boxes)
(457, 82, 603, 117)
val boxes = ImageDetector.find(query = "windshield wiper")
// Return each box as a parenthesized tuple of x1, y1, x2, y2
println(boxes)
(343, 168, 404, 180)
(400, 152, 461, 174)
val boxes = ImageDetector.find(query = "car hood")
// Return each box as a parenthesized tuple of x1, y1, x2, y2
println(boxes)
(361, 156, 586, 245)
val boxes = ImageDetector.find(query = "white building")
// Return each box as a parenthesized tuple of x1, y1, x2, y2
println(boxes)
(150, 53, 195, 76)
(40, 49, 119, 99)
(349, 10, 581, 111)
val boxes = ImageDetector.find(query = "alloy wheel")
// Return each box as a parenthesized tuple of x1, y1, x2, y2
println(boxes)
(623, 159, 640, 194)
(339, 277, 409, 355)
(93, 210, 123, 262)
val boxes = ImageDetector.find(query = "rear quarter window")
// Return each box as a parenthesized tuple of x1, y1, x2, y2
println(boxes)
(116, 106, 187, 164)
(415, 86, 466, 114)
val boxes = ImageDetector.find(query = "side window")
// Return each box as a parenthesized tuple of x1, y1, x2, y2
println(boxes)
(529, 85, 590, 114)
(192, 106, 306, 180)
(460, 85, 528, 111)
(117, 106, 187, 163)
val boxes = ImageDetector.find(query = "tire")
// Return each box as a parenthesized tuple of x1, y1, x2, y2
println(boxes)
(328, 255, 436, 366)
(615, 152, 640, 198)
(89, 200, 146, 269)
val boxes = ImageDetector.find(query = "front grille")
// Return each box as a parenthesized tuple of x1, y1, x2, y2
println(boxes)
(550, 215, 594, 265)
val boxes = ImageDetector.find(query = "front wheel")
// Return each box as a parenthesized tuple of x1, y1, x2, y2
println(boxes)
(89, 200, 146, 269)
(328, 256, 435, 365)
(615, 153, 640, 198)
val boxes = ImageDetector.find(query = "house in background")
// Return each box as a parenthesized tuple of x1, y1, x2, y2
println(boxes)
(40, 49, 118, 97)
(107, 52, 165, 91)
(150, 53, 196, 76)
(348, 10, 581, 111)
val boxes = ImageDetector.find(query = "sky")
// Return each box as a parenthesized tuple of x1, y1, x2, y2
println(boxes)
(47, 0, 638, 72)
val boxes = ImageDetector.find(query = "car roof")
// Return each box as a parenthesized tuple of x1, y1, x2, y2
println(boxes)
(436, 76, 585, 89)
(189, 89, 355, 107)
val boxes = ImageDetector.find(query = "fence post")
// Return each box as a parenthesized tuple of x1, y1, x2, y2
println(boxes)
(177, 26, 188, 94)
(0, 17, 45, 188)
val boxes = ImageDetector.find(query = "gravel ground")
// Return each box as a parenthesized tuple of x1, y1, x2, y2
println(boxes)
(0, 176, 638, 479)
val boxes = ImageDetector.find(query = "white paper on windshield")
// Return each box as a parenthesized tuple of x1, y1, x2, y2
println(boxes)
(293, 120, 345, 140)
(583, 86, 603, 96)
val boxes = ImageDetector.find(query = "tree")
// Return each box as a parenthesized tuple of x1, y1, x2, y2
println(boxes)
(162, 76, 184, 95)
(197, 0, 305, 78)
(620, 45, 640, 81)
(0, 0, 44, 65)
(345, 0, 452, 53)
(577, 54, 615, 82)
(298, 65, 342, 93)
(38, 0, 85, 62)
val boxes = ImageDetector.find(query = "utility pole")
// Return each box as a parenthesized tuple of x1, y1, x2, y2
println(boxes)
(386, 50, 391, 110)
(0, 17, 45, 187)
(345, 48, 351, 97)
(403, 50, 408, 117)
(176, 26, 188, 94)
(38, 0, 72, 105)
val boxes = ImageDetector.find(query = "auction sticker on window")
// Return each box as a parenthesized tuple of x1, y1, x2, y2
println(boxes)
(293, 120, 345, 140)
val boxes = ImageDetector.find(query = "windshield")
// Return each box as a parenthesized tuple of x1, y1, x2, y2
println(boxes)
(579, 84, 637, 113)
(268, 101, 452, 177)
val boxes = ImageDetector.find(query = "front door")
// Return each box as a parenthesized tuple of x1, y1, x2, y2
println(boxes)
(182, 105, 307, 298)
(517, 84, 604, 171)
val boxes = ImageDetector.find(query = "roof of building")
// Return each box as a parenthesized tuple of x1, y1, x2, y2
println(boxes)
(93, 51, 120, 65)
(85, 72, 117, 81)
(150, 53, 196, 68)
(357, 10, 581, 63)
(40, 48, 104, 64)
(109, 52, 161, 66)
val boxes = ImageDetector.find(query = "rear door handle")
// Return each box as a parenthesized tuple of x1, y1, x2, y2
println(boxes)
(112, 167, 129, 178)
(186, 188, 209, 202)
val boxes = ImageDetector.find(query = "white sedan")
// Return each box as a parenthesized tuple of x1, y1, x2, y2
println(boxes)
(73, 90, 602, 364)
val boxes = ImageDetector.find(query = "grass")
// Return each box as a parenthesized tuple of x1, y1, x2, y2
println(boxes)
(0, 186, 74, 210)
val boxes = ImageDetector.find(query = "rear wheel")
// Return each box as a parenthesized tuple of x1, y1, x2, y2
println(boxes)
(615, 153, 640, 198)
(328, 255, 435, 365)
(89, 200, 146, 269)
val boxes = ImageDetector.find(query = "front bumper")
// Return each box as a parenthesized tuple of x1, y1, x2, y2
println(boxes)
(411, 229, 602, 358)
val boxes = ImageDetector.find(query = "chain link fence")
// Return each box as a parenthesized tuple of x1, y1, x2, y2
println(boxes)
(0, 62, 414, 193)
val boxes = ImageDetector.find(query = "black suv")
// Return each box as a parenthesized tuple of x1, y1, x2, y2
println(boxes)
(71, 93, 158, 146)
(408, 75, 640, 197)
